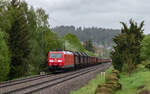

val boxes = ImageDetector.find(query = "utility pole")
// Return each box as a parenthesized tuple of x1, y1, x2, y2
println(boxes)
(40, 29, 45, 72)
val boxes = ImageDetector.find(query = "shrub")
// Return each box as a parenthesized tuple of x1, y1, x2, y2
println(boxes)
(111, 20, 144, 73)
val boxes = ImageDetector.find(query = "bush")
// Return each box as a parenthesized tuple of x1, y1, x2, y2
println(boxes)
(111, 20, 144, 73)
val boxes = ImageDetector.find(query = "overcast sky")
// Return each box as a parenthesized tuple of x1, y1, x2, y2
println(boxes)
(25, 0, 150, 34)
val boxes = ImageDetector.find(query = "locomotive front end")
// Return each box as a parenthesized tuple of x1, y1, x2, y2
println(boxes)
(48, 52, 64, 70)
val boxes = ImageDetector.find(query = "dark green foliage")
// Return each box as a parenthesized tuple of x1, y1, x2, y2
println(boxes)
(111, 34, 125, 71)
(140, 34, 150, 61)
(111, 20, 144, 73)
(0, 31, 10, 81)
(20, 7, 64, 74)
(0, 0, 11, 81)
(0, 0, 12, 32)
(25, 7, 45, 75)
(0, 0, 98, 81)
(7, 1, 31, 79)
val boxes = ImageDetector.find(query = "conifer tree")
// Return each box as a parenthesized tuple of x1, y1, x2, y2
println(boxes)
(8, 0, 31, 79)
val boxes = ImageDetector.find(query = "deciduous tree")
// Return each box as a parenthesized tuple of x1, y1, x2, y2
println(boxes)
(111, 20, 144, 73)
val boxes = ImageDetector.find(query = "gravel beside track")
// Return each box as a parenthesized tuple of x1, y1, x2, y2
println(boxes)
(34, 63, 111, 94)
(0, 63, 111, 94)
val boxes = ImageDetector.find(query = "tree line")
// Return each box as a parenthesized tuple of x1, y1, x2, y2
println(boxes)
(52, 26, 120, 47)
(0, 0, 97, 82)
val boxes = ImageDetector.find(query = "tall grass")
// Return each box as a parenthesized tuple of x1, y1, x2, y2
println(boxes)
(115, 64, 150, 94)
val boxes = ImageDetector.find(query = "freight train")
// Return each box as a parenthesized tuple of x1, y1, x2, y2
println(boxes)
(48, 51, 111, 71)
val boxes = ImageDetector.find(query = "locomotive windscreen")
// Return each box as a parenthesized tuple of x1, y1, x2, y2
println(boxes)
(50, 53, 62, 58)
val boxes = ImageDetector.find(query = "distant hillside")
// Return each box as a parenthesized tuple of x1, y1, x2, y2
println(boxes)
(52, 26, 120, 47)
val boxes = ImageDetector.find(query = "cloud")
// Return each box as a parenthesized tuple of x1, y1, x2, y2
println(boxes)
(25, 0, 150, 34)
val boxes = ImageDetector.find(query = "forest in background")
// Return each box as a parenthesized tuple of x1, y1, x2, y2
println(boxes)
(52, 26, 120, 47)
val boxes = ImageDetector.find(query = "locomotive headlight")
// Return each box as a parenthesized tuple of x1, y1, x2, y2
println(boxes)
(58, 60, 62, 62)
(49, 60, 54, 62)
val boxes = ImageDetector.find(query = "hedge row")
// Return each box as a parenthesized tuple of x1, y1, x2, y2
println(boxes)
(95, 70, 121, 94)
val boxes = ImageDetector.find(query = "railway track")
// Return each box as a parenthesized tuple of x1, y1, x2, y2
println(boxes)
(0, 63, 111, 94)
(0, 74, 51, 88)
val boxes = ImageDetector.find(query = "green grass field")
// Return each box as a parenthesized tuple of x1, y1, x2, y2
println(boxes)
(115, 64, 150, 94)
(70, 63, 150, 94)
(70, 66, 113, 94)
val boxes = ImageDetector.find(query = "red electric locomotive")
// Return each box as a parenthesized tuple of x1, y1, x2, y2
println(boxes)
(48, 51, 74, 70)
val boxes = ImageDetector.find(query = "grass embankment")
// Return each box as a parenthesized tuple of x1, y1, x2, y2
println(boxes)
(70, 66, 113, 94)
(115, 63, 150, 94)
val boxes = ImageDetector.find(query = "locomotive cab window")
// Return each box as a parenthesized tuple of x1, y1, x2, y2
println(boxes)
(50, 53, 62, 58)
